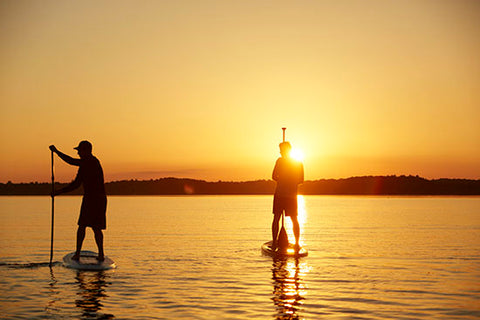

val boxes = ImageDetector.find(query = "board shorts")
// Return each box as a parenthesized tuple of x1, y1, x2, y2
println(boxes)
(78, 195, 107, 230)
(273, 195, 298, 217)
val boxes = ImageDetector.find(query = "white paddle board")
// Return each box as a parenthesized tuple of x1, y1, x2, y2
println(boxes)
(261, 241, 308, 258)
(63, 250, 116, 270)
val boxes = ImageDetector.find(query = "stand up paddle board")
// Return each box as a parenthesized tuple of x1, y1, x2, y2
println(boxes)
(63, 250, 116, 270)
(261, 241, 308, 258)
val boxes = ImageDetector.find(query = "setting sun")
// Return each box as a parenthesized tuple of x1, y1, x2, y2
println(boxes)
(290, 149, 305, 162)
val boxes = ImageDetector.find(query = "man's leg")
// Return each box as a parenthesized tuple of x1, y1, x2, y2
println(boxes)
(93, 227, 104, 261)
(291, 215, 300, 250)
(73, 226, 86, 260)
(271, 213, 281, 250)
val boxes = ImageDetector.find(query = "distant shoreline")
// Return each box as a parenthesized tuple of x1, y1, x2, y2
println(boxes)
(1, 175, 479, 195)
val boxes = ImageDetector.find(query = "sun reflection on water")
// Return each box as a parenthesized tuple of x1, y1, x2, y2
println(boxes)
(297, 195, 306, 226)
(284, 195, 307, 246)
(271, 258, 309, 319)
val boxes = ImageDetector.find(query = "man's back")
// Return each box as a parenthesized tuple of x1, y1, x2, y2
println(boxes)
(273, 157, 304, 197)
(78, 156, 105, 196)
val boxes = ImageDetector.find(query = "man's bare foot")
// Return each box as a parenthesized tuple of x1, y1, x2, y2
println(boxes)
(294, 243, 300, 253)
(96, 255, 105, 262)
(271, 241, 277, 252)
(72, 254, 80, 261)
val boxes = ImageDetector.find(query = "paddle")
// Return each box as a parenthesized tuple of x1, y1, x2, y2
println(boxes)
(49, 150, 54, 267)
(277, 212, 289, 252)
(276, 127, 289, 252)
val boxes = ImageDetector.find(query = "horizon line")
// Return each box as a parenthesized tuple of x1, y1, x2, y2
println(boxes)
(2, 174, 479, 185)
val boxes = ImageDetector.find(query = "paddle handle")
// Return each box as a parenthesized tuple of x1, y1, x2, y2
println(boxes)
(49, 150, 54, 267)
(282, 127, 286, 142)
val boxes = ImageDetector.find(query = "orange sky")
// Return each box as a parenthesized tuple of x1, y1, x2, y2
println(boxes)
(1, 1, 479, 182)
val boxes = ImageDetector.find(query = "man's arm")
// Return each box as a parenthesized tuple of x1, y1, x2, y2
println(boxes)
(55, 172, 82, 195)
(49, 145, 81, 166)
(272, 159, 280, 181)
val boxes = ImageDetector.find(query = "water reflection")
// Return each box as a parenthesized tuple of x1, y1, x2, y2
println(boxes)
(46, 267, 60, 316)
(75, 271, 114, 319)
(271, 257, 308, 319)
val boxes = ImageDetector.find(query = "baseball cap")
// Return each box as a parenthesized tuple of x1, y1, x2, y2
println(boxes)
(74, 140, 92, 152)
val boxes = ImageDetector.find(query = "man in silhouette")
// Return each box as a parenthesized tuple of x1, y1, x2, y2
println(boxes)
(50, 141, 107, 261)
(272, 141, 304, 252)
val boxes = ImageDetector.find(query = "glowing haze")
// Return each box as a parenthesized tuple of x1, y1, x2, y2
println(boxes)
(1, 1, 479, 182)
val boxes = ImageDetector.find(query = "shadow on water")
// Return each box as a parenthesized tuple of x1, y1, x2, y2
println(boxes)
(75, 270, 114, 319)
(271, 257, 308, 320)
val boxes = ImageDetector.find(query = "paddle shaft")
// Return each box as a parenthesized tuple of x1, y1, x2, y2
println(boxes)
(280, 127, 287, 241)
(49, 150, 54, 267)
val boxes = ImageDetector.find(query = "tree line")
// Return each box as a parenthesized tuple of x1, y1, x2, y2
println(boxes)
(1, 175, 479, 195)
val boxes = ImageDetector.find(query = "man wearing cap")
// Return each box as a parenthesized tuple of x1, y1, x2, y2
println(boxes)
(271, 141, 304, 252)
(49, 141, 107, 261)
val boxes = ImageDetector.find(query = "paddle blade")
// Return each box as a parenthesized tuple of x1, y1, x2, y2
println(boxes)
(277, 225, 289, 252)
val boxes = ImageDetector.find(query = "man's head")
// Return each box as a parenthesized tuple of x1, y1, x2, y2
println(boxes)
(279, 141, 292, 157)
(74, 140, 92, 158)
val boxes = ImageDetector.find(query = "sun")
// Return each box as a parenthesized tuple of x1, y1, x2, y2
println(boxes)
(290, 148, 304, 162)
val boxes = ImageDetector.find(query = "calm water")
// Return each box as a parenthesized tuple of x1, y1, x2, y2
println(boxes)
(0, 196, 479, 319)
